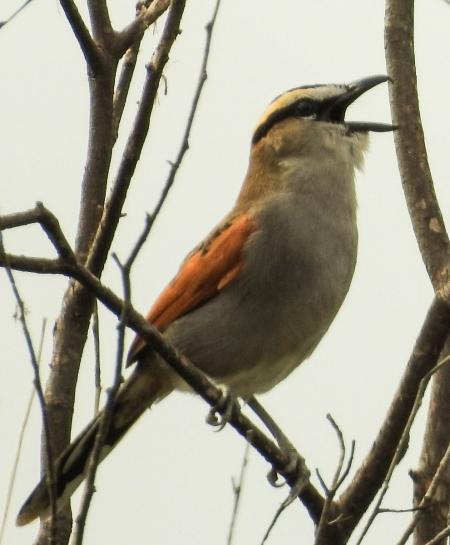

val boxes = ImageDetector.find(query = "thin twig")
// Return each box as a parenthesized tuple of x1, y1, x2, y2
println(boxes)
(0, 318, 47, 544)
(71, 254, 130, 545)
(226, 442, 251, 545)
(112, 41, 140, 141)
(71, 210, 166, 541)
(396, 440, 450, 545)
(314, 416, 355, 545)
(147, 0, 222, 231)
(378, 506, 424, 514)
(112, 0, 159, 137)
(0, 233, 57, 545)
(0, 0, 33, 29)
(355, 354, 450, 545)
(0, 203, 76, 262)
(92, 302, 102, 415)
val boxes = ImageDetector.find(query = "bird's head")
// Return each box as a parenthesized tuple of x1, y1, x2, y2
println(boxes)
(237, 76, 395, 207)
(251, 75, 395, 171)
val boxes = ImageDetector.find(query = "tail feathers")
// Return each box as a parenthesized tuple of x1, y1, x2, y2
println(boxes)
(17, 365, 172, 526)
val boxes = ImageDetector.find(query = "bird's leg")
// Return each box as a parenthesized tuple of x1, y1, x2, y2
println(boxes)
(247, 396, 310, 503)
(206, 386, 241, 431)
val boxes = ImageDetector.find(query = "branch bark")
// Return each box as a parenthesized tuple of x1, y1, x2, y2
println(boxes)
(385, 3, 450, 544)
(385, 0, 450, 291)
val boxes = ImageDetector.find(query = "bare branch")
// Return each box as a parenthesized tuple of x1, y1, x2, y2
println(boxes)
(37, 15, 118, 541)
(0, 235, 57, 544)
(413, 346, 450, 543)
(0, 254, 67, 275)
(385, 0, 450, 292)
(396, 441, 450, 545)
(92, 303, 102, 415)
(0, 0, 33, 30)
(330, 297, 450, 543)
(314, 416, 354, 545)
(86, 0, 186, 276)
(226, 442, 250, 545)
(148, 0, 222, 230)
(71, 254, 130, 545)
(355, 354, 450, 545)
(0, 203, 75, 262)
(0, 319, 47, 545)
(116, 0, 171, 55)
(385, 6, 450, 544)
(71, 207, 155, 541)
(112, 41, 140, 140)
(59, 0, 101, 71)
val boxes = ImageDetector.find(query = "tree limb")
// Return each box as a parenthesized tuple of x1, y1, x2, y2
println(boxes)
(0, 205, 325, 522)
(385, 4, 450, 545)
(385, 0, 450, 292)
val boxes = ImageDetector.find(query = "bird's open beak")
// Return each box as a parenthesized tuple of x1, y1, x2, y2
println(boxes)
(323, 75, 396, 132)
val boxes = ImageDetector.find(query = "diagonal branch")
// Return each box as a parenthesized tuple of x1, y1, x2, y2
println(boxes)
(396, 440, 450, 545)
(148, 0, 222, 230)
(112, 41, 140, 141)
(333, 297, 450, 542)
(0, 202, 75, 262)
(0, 204, 325, 522)
(0, 0, 34, 30)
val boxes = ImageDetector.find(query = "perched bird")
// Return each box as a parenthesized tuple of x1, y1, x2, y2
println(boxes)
(17, 75, 394, 526)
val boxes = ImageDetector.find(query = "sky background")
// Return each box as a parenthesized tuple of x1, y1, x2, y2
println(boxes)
(1, 1, 450, 544)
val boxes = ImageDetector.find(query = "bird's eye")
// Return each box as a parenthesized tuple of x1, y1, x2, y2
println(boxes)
(294, 100, 318, 118)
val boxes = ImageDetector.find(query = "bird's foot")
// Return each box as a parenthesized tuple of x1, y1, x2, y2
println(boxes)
(206, 387, 240, 431)
(247, 396, 310, 503)
(267, 448, 310, 507)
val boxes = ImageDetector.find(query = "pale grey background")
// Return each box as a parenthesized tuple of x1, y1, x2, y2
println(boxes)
(1, 1, 449, 544)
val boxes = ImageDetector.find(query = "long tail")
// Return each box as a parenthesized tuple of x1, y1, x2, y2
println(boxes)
(16, 362, 173, 526)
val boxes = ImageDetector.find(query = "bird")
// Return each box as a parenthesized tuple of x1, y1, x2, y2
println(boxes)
(17, 75, 394, 526)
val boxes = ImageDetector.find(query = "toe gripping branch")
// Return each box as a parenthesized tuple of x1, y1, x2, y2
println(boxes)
(206, 387, 241, 431)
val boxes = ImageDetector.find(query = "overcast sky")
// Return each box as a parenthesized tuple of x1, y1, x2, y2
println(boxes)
(1, 1, 450, 544)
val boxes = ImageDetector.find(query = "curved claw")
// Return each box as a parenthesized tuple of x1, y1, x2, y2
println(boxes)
(267, 466, 286, 488)
(205, 388, 240, 431)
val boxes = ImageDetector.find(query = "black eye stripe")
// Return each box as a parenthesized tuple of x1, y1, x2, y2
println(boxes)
(252, 99, 320, 144)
